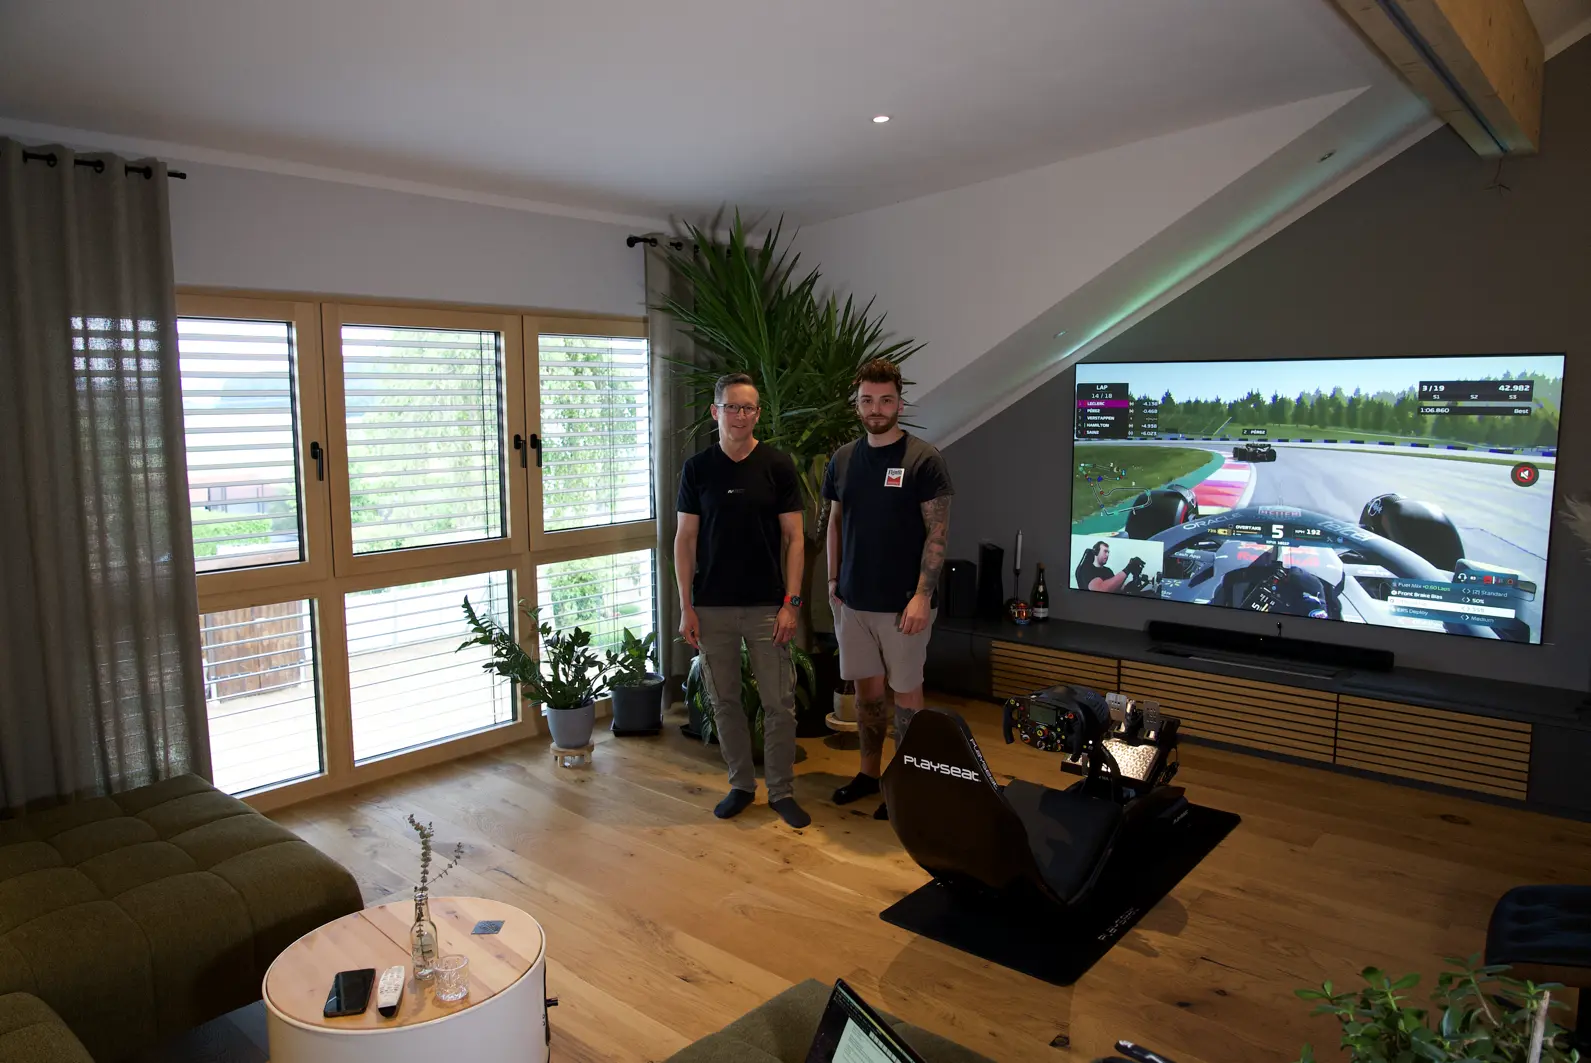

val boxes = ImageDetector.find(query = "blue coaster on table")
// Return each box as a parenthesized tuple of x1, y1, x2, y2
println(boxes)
(471, 919, 504, 935)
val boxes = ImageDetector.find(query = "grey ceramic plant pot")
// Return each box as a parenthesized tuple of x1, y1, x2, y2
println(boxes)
(544, 698, 596, 748)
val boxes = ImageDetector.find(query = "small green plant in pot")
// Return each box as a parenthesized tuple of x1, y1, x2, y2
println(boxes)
(1294, 954, 1580, 1063)
(459, 597, 610, 749)
(683, 643, 816, 763)
(605, 628, 664, 735)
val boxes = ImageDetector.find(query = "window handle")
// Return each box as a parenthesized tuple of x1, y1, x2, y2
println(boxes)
(309, 441, 324, 481)
(515, 433, 542, 469)
(520, 433, 543, 469)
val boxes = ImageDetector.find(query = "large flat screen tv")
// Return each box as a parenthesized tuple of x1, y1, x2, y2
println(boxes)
(1071, 354, 1564, 644)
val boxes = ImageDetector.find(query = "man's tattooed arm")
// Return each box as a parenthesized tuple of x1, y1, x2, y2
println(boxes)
(916, 495, 952, 598)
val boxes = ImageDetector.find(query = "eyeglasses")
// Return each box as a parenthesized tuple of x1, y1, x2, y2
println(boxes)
(716, 403, 761, 416)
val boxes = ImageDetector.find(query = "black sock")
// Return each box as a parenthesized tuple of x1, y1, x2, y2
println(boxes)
(769, 797, 811, 829)
(873, 801, 889, 821)
(832, 772, 880, 805)
(714, 789, 755, 819)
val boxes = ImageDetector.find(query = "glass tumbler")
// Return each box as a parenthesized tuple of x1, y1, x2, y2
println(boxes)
(433, 954, 470, 1003)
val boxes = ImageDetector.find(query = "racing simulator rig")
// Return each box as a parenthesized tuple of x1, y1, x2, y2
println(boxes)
(878, 687, 1237, 985)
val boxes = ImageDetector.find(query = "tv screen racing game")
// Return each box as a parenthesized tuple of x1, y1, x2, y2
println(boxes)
(1071, 354, 1565, 644)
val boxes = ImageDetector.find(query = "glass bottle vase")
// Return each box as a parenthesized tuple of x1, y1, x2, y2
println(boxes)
(410, 887, 439, 980)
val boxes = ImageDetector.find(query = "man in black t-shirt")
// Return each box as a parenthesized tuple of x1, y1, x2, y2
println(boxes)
(823, 359, 953, 819)
(675, 374, 810, 828)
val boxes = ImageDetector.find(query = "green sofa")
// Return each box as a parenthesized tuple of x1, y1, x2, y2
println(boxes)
(664, 979, 995, 1063)
(0, 774, 364, 1063)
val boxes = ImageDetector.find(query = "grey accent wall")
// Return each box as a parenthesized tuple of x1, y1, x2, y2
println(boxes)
(943, 37, 1591, 690)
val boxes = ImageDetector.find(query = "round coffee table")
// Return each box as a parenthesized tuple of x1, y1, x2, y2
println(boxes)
(263, 896, 548, 1063)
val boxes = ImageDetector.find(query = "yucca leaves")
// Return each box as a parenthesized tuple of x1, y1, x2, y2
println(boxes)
(656, 209, 923, 535)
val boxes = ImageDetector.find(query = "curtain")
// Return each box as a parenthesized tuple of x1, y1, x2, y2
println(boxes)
(0, 139, 210, 814)
(645, 238, 703, 688)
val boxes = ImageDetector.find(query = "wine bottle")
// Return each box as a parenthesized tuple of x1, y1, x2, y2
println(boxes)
(1032, 563, 1050, 622)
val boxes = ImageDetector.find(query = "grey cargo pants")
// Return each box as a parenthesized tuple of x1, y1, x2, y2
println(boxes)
(695, 606, 798, 802)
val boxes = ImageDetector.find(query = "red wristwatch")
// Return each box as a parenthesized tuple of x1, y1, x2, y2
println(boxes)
(784, 595, 804, 607)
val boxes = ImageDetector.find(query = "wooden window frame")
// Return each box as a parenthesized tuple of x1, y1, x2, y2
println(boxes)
(176, 290, 650, 813)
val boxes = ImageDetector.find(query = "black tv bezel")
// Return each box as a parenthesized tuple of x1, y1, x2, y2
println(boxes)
(1067, 350, 1569, 648)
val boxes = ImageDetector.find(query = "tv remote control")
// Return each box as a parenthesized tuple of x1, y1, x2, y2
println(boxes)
(376, 965, 405, 1018)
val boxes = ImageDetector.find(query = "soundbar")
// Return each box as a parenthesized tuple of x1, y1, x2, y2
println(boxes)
(1144, 621, 1394, 673)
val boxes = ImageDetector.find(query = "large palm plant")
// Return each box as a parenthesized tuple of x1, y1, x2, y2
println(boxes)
(656, 211, 923, 623)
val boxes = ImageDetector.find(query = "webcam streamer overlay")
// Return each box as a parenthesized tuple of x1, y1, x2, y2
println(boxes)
(1072, 354, 1564, 644)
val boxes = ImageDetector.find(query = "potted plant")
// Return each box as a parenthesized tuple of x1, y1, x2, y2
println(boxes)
(605, 628, 664, 735)
(1294, 955, 1579, 1063)
(459, 596, 610, 749)
(657, 211, 922, 645)
(682, 642, 817, 763)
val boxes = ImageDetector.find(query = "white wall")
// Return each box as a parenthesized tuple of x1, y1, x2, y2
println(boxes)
(170, 163, 646, 314)
(794, 90, 1363, 401)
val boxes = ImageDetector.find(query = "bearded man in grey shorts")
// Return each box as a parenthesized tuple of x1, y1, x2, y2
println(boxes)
(823, 359, 953, 820)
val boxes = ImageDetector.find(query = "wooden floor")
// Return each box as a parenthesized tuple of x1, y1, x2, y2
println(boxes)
(272, 695, 1591, 1063)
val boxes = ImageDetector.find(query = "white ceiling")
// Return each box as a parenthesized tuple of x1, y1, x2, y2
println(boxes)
(0, 0, 1398, 223)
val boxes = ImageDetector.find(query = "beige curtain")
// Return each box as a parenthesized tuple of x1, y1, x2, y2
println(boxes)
(645, 238, 703, 689)
(0, 139, 210, 813)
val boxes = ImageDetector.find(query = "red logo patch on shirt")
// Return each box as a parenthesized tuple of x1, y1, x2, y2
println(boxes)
(884, 468, 905, 488)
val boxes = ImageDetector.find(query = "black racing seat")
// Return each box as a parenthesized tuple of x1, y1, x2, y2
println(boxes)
(881, 707, 1125, 907)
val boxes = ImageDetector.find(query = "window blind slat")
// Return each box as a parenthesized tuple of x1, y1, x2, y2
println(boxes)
(179, 317, 305, 574)
(347, 571, 516, 763)
(342, 325, 506, 555)
(536, 549, 656, 659)
(200, 600, 323, 795)
(539, 334, 654, 533)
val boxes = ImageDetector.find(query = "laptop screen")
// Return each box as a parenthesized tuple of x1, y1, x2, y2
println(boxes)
(805, 979, 926, 1063)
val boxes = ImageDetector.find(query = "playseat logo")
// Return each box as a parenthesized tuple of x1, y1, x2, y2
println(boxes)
(1097, 906, 1141, 943)
(903, 755, 979, 782)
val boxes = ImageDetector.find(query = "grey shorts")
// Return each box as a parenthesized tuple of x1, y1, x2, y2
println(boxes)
(835, 602, 936, 692)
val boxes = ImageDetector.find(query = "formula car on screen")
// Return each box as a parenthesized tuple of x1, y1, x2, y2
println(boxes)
(1231, 442, 1276, 462)
(1117, 486, 1528, 642)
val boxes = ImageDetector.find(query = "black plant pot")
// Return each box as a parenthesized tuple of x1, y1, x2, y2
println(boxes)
(610, 674, 665, 736)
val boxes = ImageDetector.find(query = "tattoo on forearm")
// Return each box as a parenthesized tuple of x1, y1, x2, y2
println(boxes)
(916, 496, 952, 597)
(858, 697, 888, 761)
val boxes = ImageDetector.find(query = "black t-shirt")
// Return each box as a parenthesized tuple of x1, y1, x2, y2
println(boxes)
(676, 442, 803, 608)
(822, 432, 953, 613)
(1076, 564, 1114, 591)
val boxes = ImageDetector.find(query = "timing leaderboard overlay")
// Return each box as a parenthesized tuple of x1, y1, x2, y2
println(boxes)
(1070, 354, 1564, 644)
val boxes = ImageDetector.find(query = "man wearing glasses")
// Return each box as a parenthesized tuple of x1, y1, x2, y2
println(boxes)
(674, 373, 810, 828)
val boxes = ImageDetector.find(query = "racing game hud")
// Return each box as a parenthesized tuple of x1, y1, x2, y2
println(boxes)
(1072, 355, 1564, 644)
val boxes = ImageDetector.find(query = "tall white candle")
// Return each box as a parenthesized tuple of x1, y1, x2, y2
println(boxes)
(1015, 530, 1023, 573)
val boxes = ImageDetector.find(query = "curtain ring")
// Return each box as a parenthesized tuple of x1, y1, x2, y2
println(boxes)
(92, 159, 105, 174)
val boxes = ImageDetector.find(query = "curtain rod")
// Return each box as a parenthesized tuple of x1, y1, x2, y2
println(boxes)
(12, 148, 187, 180)
(626, 235, 684, 250)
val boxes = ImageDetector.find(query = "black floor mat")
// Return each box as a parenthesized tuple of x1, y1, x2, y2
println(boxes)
(879, 803, 1241, 985)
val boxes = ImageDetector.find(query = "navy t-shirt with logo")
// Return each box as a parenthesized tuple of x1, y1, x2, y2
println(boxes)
(822, 432, 953, 613)
(677, 442, 803, 607)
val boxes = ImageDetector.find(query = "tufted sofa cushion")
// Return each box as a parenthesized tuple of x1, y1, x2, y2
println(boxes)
(1485, 884, 1591, 987)
(0, 775, 363, 1062)
(0, 993, 92, 1063)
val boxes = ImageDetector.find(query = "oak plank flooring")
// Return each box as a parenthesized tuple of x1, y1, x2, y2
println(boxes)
(271, 695, 1591, 1063)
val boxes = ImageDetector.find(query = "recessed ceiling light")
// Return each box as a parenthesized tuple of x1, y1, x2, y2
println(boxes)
(1055, 330, 1067, 338)
(872, 115, 891, 124)
(1318, 149, 1336, 162)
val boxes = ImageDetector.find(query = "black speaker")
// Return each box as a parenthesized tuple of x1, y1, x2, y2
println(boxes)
(976, 541, 1005, 618)
(941, 559, 977, 618)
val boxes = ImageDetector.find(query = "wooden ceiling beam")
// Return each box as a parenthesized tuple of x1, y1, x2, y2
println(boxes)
(1330, 0, 1544, 156)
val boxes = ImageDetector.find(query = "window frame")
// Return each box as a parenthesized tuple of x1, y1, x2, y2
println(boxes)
(525, 315, 654, 552)
(176, 292, 649, 814)
(176, 294, 333, 596)
(322, 302, 530, 580)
